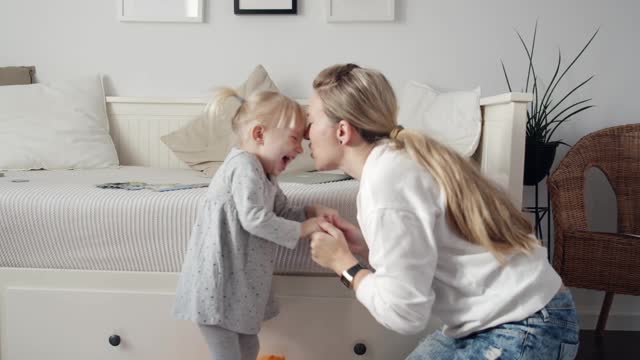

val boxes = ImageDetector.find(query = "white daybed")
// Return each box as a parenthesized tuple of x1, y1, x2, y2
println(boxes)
(0, 93, 531, 360)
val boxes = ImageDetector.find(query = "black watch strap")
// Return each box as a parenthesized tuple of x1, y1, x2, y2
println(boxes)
(340, 263, 366, 289)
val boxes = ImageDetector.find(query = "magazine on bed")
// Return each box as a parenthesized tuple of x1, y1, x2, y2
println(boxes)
(278, 170, 352, 185)
(96, 182, 209, 192)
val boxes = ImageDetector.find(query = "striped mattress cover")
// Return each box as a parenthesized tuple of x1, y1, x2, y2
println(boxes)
(0, 166, 358, 275)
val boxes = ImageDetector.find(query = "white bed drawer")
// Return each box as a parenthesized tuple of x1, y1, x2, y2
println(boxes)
(3, 287, 208, 360)
(262, 295, 427, 359)
(2, 286, 428, 360)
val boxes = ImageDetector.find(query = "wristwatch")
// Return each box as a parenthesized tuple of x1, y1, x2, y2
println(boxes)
(340, 263, 366, 289)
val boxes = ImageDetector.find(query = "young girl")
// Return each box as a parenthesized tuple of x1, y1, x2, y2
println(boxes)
(174, 88, 335, 360)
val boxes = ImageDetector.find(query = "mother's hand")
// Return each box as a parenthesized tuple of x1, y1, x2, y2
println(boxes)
(331, 215, 369, 259)
(310, 221, 359, 275)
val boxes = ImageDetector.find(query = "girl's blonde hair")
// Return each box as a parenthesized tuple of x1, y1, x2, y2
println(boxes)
(206, 87, 305, 145)
(313, 64, 537, 262)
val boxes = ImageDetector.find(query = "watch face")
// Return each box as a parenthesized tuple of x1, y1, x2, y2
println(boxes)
(340, 275, 352, 288)
(341, 263, 364, 289)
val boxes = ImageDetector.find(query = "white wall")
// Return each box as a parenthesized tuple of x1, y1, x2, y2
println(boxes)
(1, 0, 639, 330)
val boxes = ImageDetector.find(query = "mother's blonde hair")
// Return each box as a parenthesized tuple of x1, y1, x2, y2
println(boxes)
(313, 64, 537, 262)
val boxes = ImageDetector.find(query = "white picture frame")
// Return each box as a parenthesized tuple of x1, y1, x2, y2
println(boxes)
(234, 0, 297, 15)
(118, 0, 204, 23)
(326, 0, 395, 23)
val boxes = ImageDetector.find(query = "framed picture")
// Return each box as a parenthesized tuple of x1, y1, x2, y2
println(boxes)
(326, 0, 395, 22)
(118, 0, 204, 23)
(234, 0, 297, 15)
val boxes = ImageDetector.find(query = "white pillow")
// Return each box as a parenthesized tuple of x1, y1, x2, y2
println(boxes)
(398, 81, 481, 157)
(0, 75, 119, 170)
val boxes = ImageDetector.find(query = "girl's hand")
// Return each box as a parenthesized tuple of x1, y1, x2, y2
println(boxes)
(300, 217, 323, 239)
(310, 221, 358, 275)
(305, 205, 340, 223)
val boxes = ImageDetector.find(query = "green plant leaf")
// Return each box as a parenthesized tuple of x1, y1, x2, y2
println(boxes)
(524, 20, 538, 92)
(530, 77, 540, 126)
(539, 49, 562, 117)
(543, 29, 599, 108)
(546, 75, 594, 116)
(545, 105, 596, 141)
(516, 30, 540, 119)
(500, 60, 513, 92)
(538, 101, 552, 128)
(548, 98, 592, 123)
(534, 101, 591, 135)
(505, 24, 597, 143)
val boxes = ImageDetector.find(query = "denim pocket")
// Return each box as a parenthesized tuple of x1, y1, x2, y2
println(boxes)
(557, 342, 579, 360)
(528, 307, 578, 330)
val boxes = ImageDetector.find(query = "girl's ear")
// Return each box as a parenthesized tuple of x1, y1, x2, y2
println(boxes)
(251, 124, 265, 145)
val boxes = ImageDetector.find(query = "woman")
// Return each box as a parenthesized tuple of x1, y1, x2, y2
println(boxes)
(306, 63, 579, 359)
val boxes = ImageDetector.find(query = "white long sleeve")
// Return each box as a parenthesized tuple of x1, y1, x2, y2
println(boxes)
(356, 208, 437, 335)
(355, 143, 562, 338)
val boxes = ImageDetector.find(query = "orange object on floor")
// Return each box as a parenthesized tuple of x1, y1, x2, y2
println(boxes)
(257, 356, 285, 360)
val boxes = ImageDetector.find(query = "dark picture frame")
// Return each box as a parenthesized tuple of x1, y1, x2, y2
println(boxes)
(234, 0, 297, 15)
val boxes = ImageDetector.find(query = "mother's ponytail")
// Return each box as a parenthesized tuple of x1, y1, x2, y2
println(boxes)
(394, 129, 536, 262)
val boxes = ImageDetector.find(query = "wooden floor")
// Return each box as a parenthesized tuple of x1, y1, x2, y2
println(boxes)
(577, 331, 640, 359)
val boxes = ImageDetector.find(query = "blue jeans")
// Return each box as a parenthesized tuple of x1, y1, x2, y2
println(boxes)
(406, 288, 579, 359)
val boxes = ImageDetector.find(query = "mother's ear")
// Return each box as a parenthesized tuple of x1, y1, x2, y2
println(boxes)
(337, 120, 359, 145)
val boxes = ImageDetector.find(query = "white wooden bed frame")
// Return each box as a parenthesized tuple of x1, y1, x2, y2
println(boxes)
(1, 93, 531, 360)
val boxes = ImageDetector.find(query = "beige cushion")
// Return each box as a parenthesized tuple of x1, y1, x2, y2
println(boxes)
(0, 66, 35, 85)
(161, 65, 278, 176)
(161, 65, 317, 176)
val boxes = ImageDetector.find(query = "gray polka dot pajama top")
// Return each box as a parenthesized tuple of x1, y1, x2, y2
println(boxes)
(174, 148, 306, 334)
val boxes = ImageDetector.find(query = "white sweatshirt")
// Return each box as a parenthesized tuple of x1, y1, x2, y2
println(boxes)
(355, 143, 562, 338)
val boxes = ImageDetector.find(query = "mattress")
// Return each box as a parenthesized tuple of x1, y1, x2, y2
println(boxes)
(0, 167, 359, 275)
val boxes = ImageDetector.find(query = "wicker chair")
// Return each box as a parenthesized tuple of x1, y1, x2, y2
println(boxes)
(548, 124, 640, 335)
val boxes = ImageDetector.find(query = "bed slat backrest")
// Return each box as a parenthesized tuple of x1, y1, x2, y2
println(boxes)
(106, 93, 531, 208)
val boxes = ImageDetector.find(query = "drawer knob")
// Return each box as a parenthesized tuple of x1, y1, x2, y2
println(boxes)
(109, 335, 121, 347)
(353, 342, 367, 355)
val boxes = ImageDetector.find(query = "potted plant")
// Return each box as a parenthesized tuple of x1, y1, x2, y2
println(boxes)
(501, 22, 598, 185)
